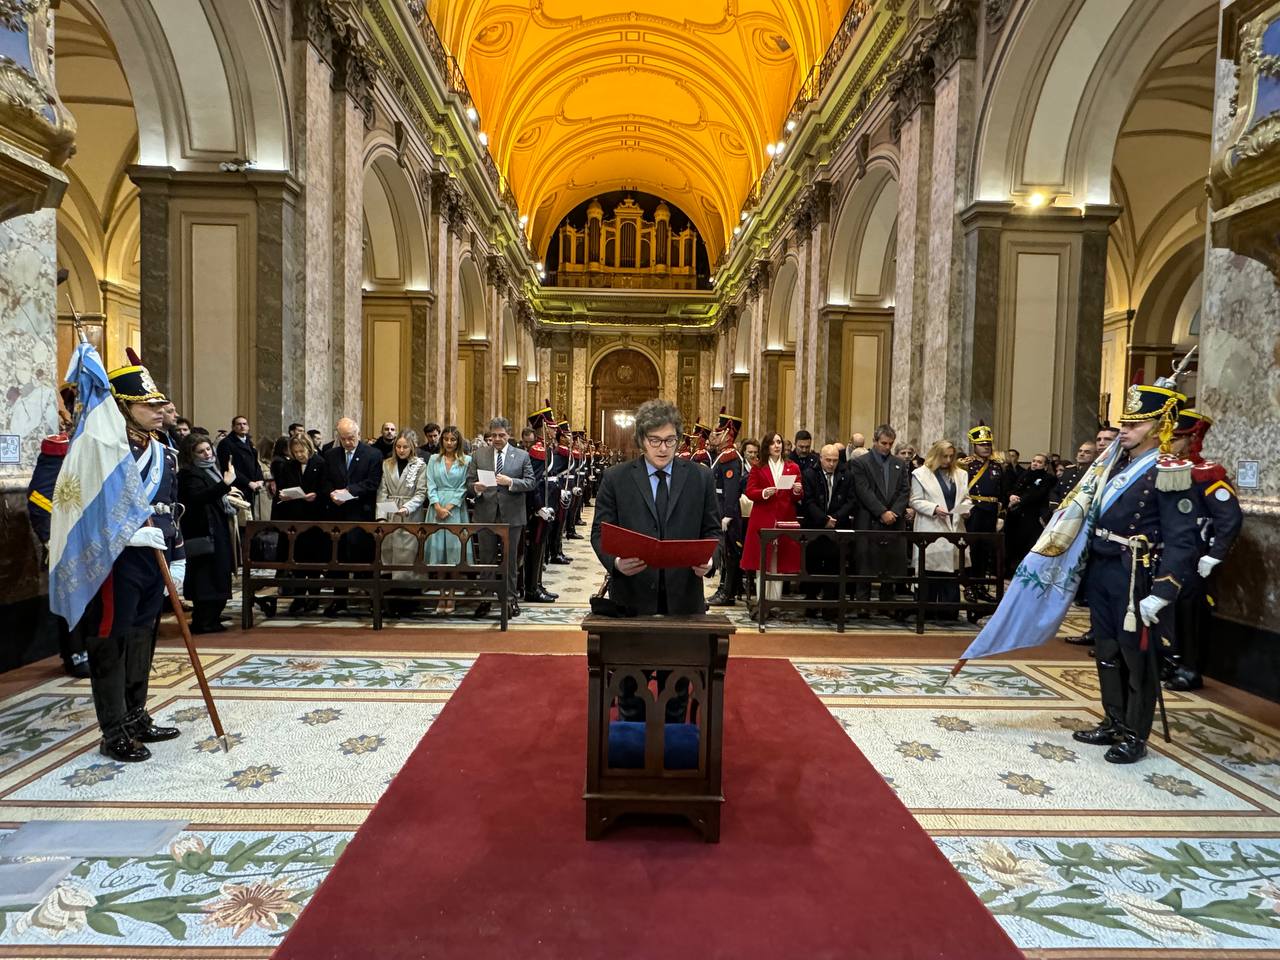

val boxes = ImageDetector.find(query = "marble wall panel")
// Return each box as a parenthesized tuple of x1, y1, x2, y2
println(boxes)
(333, 97, 364, 427)
(0, 210, 57, 479)
(300, 47, 334, 432)
(890, 110, 932, 444)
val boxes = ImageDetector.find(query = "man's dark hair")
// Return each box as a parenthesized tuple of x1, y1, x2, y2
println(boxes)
(422, 422, 441, 434)
(873, 423, 897, 442)
(192, 426, 210, 437)
(1008, 448, 1020, 458)
(232, 415, 247, 426)
(633, 399, 682, 449)
(288, 421, 303, 432)
(794, 430, 812, 442)
(176, 417, 191, 428)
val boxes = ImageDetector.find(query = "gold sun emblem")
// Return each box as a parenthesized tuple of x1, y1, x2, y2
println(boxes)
(53, 475, 82, 511)
(1124, 384, 1143, 414)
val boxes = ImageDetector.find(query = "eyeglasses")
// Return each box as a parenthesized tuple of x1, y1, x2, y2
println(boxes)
(644, 435, 679, 448)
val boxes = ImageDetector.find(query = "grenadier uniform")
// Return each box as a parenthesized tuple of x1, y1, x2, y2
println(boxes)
(1071, 383, 1199, 763)
(87, 364, 185, 762)
(960, 423, 1008, 603)
(27, 426, 91, 678)
(1161, 410, 1244, 691)
(677, 433, 694, 460)
(523, 405, 559, 604)
(691, 420, 713, 466)
(547, 421, 573, 564)
(708, 409, 745, 606)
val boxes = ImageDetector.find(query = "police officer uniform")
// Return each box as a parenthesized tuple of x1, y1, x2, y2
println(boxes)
(960, 423, 1008, 602)
(1162, 410, 1244, 691)
(523, 406, 559, 604)
(708, 410, 745, 606)
(85, 364, 184, 762)
(1071, 384, 1199, 764)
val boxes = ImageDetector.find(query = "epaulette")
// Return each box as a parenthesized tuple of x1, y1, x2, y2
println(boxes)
(529, 444, 546, 462)
(1192, 459, 1227, 486)
(555, 445, 570, 457)
(959, 455, 978, 467)
(40, 434, 69, 457)
(716, 449, 740, 465)
(1156, 454, 1193, 492)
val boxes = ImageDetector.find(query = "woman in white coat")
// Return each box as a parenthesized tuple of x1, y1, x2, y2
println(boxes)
(910, 439, 972, 621)
(376, 432, 429, 615)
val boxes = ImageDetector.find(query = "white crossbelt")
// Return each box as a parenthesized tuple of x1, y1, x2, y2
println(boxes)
(1094, 528, 1160, 550)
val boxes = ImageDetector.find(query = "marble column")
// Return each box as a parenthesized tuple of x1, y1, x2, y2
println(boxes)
(1197, 5, 1280, 646)
(887, 53, 934, 446)
(331, 87, 366, 428)
(571, 332, 589, 427)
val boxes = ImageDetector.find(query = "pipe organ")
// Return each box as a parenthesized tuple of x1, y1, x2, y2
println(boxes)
(554, 197, 699, 289)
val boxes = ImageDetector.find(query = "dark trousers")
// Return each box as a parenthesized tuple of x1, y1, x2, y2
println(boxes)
(717, 520, 743, 597)
(854, 527, 901, 602)
(968, 506, 999, 579)
(523, 518, 547, 597)
(804, 533, 840, 601)
(86, 548, 165, 738)
(1162, 574, 1207, 678)
(326, 528, 374, 602)
(192, 597, 227, 632)
(478, 525, 522, 603)
(1087, 553, 1157, 740)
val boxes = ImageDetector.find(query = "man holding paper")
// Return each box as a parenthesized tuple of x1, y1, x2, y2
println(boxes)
(467, 417, 536, 618)
(317, 418, 383, 617)
(591, 398, 721, 617)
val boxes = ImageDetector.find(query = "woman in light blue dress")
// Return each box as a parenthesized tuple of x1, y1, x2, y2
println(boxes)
(425, 426, 471, 612)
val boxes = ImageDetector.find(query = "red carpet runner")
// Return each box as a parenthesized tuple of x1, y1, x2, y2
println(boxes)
(275, 654, 1022, 960)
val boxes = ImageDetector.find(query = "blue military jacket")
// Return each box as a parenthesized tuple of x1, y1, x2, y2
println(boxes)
(963, 456, 1008, 512)
(129, 438, 185, 562)
(712, 448, 746, 522)
(1188, 459, 1244, 564)
(1090, 453, 1198, 603)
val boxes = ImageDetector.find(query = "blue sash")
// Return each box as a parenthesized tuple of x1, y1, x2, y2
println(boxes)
(1096, 448, 1158, 517)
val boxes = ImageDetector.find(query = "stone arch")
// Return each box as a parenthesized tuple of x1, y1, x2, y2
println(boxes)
(589, 341, 664, 386)
(590, 347, 662, 451)
(1131, 238, 1203, 350)
(457, 254, 487, 342)
(362, 148, 431, 290)
(973, 0, 1214, 204)
(766, 258, 801, 349)
(88, 0, 290, 168)
(827, 159, 899, 306)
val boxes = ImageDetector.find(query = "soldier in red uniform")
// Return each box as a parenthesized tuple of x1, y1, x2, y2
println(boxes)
(522, 404, 559, 604)
(1161, 409, 1244, 691)
(691, 420, 713, 466)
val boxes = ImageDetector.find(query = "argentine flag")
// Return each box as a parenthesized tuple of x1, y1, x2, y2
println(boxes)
(48, 342, 154, 629)
(957, 440, 1123, 665)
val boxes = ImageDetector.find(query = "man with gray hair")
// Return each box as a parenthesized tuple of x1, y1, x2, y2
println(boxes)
(318, 417, 382, 617)
(468, 416, 536, 618)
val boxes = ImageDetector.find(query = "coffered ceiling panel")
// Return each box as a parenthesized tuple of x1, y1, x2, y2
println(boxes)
(431, 0, 848, 261)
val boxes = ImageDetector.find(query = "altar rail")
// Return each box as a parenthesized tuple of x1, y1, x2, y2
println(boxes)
(241, 520, 515, 630)
(754, 528, 1006, 633)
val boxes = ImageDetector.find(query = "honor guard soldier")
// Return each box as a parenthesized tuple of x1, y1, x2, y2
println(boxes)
(87, 363, 185, 762)
(1071, 381, 1199, 763)
(522, 405, 559, 604)
(677, 433, 694, 460)
(547, 421, 574, 563)
(568, 431, 588, 533)
(1161, 409, 1243, 691)
(961, 423, 1008, 603)
(691, 420, 713, 466)
(708, 409, 745, 606)
(27, 384, 91, 678)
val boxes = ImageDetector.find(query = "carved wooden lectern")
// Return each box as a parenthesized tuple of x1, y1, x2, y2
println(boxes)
(583, 614, 733, 842)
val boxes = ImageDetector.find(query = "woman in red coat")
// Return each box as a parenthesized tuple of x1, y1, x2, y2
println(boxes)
(742, 431, 804, 599)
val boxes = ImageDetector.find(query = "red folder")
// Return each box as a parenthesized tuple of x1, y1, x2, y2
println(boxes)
(600, 523, 718, 569)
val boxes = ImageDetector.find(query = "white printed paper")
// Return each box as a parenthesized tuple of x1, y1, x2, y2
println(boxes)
(332, 489, 355, 503)
(477, 469, 497, 488)
(278, 486, 306, 501)
(775, 473, 796, 490)
(377, 501, 397, 518)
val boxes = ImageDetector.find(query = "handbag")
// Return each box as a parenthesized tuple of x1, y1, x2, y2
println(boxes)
(183, 535, 214, 558)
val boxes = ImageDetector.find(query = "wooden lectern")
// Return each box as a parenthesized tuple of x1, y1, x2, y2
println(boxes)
(583, 613, 733, 842)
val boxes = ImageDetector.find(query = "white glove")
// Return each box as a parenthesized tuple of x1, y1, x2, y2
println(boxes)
(538, 506, 555, 522)
(167, 558, 185, 597)
(573, 487, 583, 497)
(560, 490, 572, 506)
(1138, 594, 1169, 627)
(128, 526, 167, 551)
(721, 516, 731, 531)
(1197, 555, 1220, 579)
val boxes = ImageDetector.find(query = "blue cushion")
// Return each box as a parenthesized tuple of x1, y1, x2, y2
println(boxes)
(607, 721, 700, 770)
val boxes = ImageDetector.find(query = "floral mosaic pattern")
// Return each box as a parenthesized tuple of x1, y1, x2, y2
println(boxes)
(794, 662, 1058, 698)
(0, 696, 97, 772)
(0, 831, 349, 946)
(212, 656, 473, 691)
(1166, 709, 1280, 796)
(939, 835, 1280, 948)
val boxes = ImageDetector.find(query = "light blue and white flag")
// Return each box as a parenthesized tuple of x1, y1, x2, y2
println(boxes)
(956, 440, 1124, 666)
(48, 341, 154, 629)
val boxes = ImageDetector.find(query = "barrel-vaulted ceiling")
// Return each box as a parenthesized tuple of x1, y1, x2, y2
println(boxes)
(430, 0, 849, 263)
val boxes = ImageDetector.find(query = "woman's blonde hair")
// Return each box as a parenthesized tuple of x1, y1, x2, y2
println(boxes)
(922, 439, 958, 473)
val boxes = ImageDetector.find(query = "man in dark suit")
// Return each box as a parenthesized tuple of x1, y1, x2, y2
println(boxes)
(849, 424, 911, 608)
(317, 417, 383, 617)
(215, 415, 264, 508)
(591, 398, 720, 723)
(467, 416, 536, 618)
(592, 398, 720, 618)
(801, 443, 855, 612)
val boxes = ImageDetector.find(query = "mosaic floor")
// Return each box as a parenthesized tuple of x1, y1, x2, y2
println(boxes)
(0, 646, 1278, 957)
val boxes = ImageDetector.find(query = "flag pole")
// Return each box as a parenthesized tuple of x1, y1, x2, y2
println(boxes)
(940, 658, 967, 687)
(152, 536, 229, 750)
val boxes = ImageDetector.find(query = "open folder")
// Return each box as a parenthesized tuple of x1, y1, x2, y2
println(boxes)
(600, 522, 718, 569)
